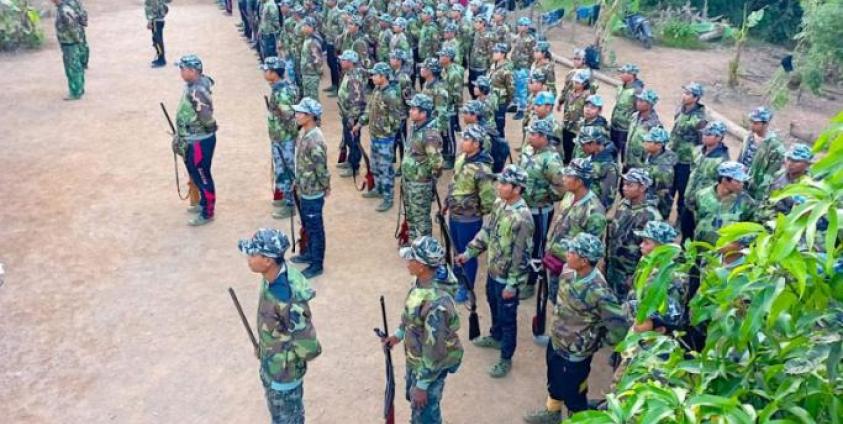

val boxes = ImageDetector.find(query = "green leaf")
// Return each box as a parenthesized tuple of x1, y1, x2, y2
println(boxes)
(638, 402, 675, 423)
(780, 253, 807, 298)
(824, 207, 838, 274)
(828, 340, 841, 383)
(739, 277, 785, 341)
(566, 410, 618, 423)
(768, 289, 798, 327)
(785, 406, 816, 424)
(746, 8, 766, 28)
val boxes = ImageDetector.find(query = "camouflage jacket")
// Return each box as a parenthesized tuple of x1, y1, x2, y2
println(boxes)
(643, 148, 678, 218)
(488, 60, 514, 109)
(398, 279, 463, 390)
(361, 83, 403, 138)
(144, 0, 169, 22)
(551, 268, 628, 360)
(406, 14, 421, 46)
(684, 143, 729, 211)
(468, 29, 493, 71)
(300, 35, 323, 75)
(531, 60, 557, 96)
(55, 0, 85, 44)
(258, 0, 280, 34)
(418, 22, 441, 61)
(738, 132, 786, 201)
(257, 266, 322, 384)
(610, 79, 644, 131)
(690, 185, 757, 246)
(446, 151, 496, 218)
(391, 71, 414, 118)
(765, 172, 808, 216)
(421, 79, 450, 132)
(465, 198, 535, 290)
(560, 68, 595, 102)
(390, 32, 414, 74)
(490, 22, 510, 45)
(562, 88, 590, 133)
(669, 103, 707, 165)
(443, 63, 465, 114)
(401, 119, 443, 182)
(547, 191, 607, 260)
(267, 80, 299, 142)
(442, 38, 463, 65)
(338, 31, 372, 69)
(606, 200, 662, 285)
(323, 6, 343, 44)
(590, 145, 620, 208)
(338, 66, 367, 123)
(363, 13, 380, 42)
(176, 75, 217, 142)
(459, 20, 474, 60)
(623, 267, 688, 330)
(295, 126, 331, 197)
(511, 32, 536, 69)
(519, 144, 566, 208)
(573, 117, 610, 159)
(624, 111, 662, 169)
(376, 28, 393, 62)
(281, 18, 299, 57)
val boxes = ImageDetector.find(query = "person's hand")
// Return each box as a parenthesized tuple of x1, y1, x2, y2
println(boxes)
(556, 101, 564, 112)
(324, 188, 331, 198)
(382, 335, 399, 349)
(253, 345, 260, 360)
(411, 387, 428, 409)
(352, 124, 361, 135)
(633, 319, 654, 333)
(147, 21, 152, 30)
(502, 287, 517, 300)
(455, 254, 469, 265)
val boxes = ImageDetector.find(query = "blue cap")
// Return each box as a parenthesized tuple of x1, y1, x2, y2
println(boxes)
(293, 97, 323, 118)
(534, 91, 556, 106)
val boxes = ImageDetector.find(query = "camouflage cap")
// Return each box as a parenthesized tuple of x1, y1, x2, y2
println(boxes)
(517, 16, 532, 26)
(392, 17, 407, 28)
(576, 126, 607, 145)
(338, 49, 360, 63)
(492, 43, 510, 54)
(389, 49, 408, 62)
(571, 69, 590, 84)
(622, 168, 652, 187)
(748, 106, 773, 123)
(528, 119, 555, 137)
(717, 161, 750, 182)
(475, 75, 492, 90)
(636, 88, 659, 105)
(451, 3, 465, 12)
(785, 144, 815, 162)
(473, 14, 488, 23)
(460, 99, 487, 117)
(563, 232, 605, 263)
(293, 5, 306, 14)
(238, 228, 290, 259)
(702, 121, 727, 137)
(399, 235, 446, 267)
(572, 47, 586, 59)
(444, 22, 458, 33)
(533, 91, 556, 106)
(498, 164, 528, 188)
(462, 124, 486, 142)
(643, 126, 670, 144)
(534, 41, 550, 52)
(176, 54, 203, 71)
(438, 46, 457, 59)
(379, 13, 392, 23)
(349, 15, 363, 26)
(683, 82, 704, 98)
(421, 6, 434, 16)
(292, 97, 323, 118)
(562, 158, 593, 181)
(368, 61, 392, 75)
(618, 63, 640, 75)
(402, 0, 416, 8)
(302, 16, 317, 27)
(261, 56, 285, 71)
(529, 69, 548, 83)
(421, 57, 441, 73)
(408, 93, 435, 112)
(634, 221, 678, 245)
(585, 94, 603, 108)
(437, 3, 450, 12)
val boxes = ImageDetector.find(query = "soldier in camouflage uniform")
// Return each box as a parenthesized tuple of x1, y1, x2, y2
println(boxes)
(401, 93, 444, 239)
(575, 94, 611, 159)
(520, 92, 561, 160)
(610, 64, 644, 158)
(511, 17, 536, 120)
(688, 161, 757, 246)
(738, 106, 786, 201)
(468, 16, 493, 100)
(457, 165, 534, 378)
(291, 98, 331, 278)
(524, 233, 627, 423)
(263, 57, 300, 220)
(65, 0, 88, 69)
(441, 23, 463, 66)
(605, 168, 662, 296)
(390, 17, 413, 76)
(520, 71, 549, 148)
(322, 0, 342, 95)
(488, 43, 514, 137)
(278, 3, 300, 87)
(144, 0, 169, 67)
(642, 126, 678, 218)
(556, 48, 594, 112)
(577, 126, 619, 209)
(357, 63, 404, 211)
(52, 0, 86, 100)
(258, 0, 280, 60)
(446, 125, 496, 303)
(624, 88, 662, 171)
(419, 58, 452, 169)
(439, 47, 464, 169)
(765, 144, 814, 216)
(489, 7, 510, 46)
(299, 17, 323, 101)
(459, 100, 494, 153)
(518, 118, 566, 300)
(383, 236, 463, 424)
(559, 69, 593, 165)
(531, 41, 556, 97)
(357, 2, 380, 51)
(238, 228, 321, 424)
(546, 159, 608, 303)
(174, 55, 217, 226)
(417, 7, 441, 72)
(376, 13, 394, 63)
(669, 82, 707, 223)
(681, 121, 729, 239)
(337, 16, 372, 71)
(336, 51, 367, 179)
(390, 50, 415, 169)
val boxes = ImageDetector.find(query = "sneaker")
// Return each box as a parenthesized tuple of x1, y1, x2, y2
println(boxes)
(322, 85, 338, 92)
(63, 95, 82, 101)
(188, 215, 214, 226)
(339, 168, 354, 178)
(290, 255, 312, 264)
(507, 104, 518, 113)
(519, 285, 535, 300)
(362, 190, 383, 199)
(302, 265, 324, 278)
(533, 335, 550, 346)
(454, 287, 469, 304)
(186, 205, 202, 214)
(272, 199, 285, 207)
(442, 158, 455, 170)
(325, 90, 338, 98)
(513, 111, 525, 120)
(336, 162, 350, 169)
(376, 200, 393, 212)
(488, 359, 512, 378)
(472, 336, 501, 350)
(523, 408, 562, 424)
(272, 206, 294, 219)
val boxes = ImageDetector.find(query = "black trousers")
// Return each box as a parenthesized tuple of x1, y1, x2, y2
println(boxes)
(610, 128, 627, 164)
(342, 120, 362, 172)
(326, 43, 340, 89)
(238, 1, 251, 39)
(467, 68, 485, 100)
(151, 21, 165, 62)
(546, 345, 592, 414)
(673, 162, 691, 218)
(259, 33, 277, 61)
(394, 119, 406, 164)
(562, 129, 576, 165)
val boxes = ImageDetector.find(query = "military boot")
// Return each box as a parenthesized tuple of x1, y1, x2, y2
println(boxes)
(523, 409, 562, 424)
(472, 336, 501, 350)
(337, 161, 350, 169)
(488, 359, 512, 378)
(362, 190, 383, 199)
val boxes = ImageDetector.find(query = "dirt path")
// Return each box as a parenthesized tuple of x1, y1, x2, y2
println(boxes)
(0, 1, 615, 422)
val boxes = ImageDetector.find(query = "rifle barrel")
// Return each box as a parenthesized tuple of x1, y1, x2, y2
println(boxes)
(159, 102, 176, 134)
(228, 287, 259, 351)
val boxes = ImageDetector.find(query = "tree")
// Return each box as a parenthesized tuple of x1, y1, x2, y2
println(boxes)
(0, 0, 44, 51)
(727, 4, 765, 88)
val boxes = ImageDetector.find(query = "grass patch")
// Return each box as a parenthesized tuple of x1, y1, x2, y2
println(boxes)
(657, 19, 707, 50)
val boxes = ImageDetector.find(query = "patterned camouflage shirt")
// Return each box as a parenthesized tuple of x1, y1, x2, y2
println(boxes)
(690, 185, 757, 245)
(295, 126, 331, 197)
(361, 82, 403, 138)
(606, 200, 663, 288)
(144, 0, 169, 22)
(610, 79, 644, 131)
(300, 35, 323, 75)
(442, 38, 463, 65)
(176, 75, 217, 141)
(443, 63, 465, 114)
(391, 70, 414, 119)
(258, 0, 281, 34)
(738, 132, 786, 201)
(562, 88, 590, 133)
(623, 267, 688, 330)
(376, 28, 393, 62)
(531, 61, 557, 96)
(421, 79, 450, 132)
(55, 0, 85, 44)
(519, 144, 566, 208)
(446, 151, 496, 218)
(643, 148, 678, 218)
(488, 60, 514, 109)
(418, 22, 441, 61)
(468, 29, 493, 71)
(624, 111, 662, 169)
(267, 80, 299, 142)
(337, 66, 367, 123)
(323, 6, 343, 44)
(465, 198, 534, 290)
(402, 119, 443, 182)
(338, 31, 372, 69)
(551, 268, 628, 360)
(511, 32, 536, 70)
(684, 143, 729, 211)
(669, 103, 707, 165)
(547, 191, 607, 260)
(590, 145, 620, 208)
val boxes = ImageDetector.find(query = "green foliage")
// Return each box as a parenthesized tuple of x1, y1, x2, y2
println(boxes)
(658, 19, 705, 49)
(0, 0, 44, 51)
(570, 111, 843, 423)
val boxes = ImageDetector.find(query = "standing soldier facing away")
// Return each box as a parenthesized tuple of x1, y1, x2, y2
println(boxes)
(263, 56, 300, 220)
(238, 228, 322, 424)
(52, 0, 86, 100)
(145, 0, 170, 67)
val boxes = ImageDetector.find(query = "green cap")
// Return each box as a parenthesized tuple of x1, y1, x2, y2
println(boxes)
(636, 88, 659, 105)
(562, 158, 593, 182)
(622, 168, 653, 187)
(576, 126, 608, 145)
(462, 124, 486, 142)
(176, 54, 203, 71)
(261, 56, 285, 71)
(528, 119, 555, 137)
(460, 100, 487, 118)
(785, 144, 814, 162)
(643, 126, 670, 144)
(717, 161, 750, 182)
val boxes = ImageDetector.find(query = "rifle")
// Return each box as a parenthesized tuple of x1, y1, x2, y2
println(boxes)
(374, 296, 396, 424)
(292, 186, 308, 253)
(228, 287, 260, 355)
(531, 259, 549, 336)
(394, 181, 410, 246)
(353, 130, 375, 192)
(160, 102, 189, 200)
(264, 95, 299, 253)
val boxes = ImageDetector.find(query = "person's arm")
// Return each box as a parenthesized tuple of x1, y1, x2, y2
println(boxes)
(287, 300, 321, 362)
(464, 211, 493, 257)
(504, 212, 534, 293)
(424, 131, 444, 177)
(544, 154, 567, 198)
(315, 141, 330, 193)
(597, 289, 629, 346)
(191, 87, 216, 130)
(477, 169, 497, 216)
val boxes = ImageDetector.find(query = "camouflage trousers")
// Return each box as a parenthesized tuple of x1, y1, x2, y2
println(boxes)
(405, 369, 448, 424)
(60, 43, 85, 97)
(261, 380, 305, 424)
(402, 179, 434, 240)
(271, 139, 295, 206)
(371, 136, 396, 202)
(301, 74, 320, 102)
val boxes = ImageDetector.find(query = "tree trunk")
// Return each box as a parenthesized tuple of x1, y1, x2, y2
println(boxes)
(728, 41, 742, 88)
